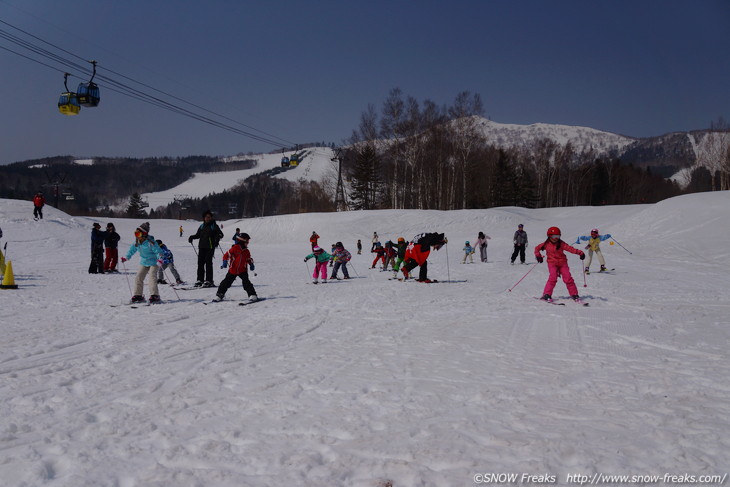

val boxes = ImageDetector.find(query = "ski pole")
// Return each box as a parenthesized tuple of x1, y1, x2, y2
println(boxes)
(349, 261, 359, 277)
(190, 241, 198, 256)
(160, 263, 180, 300)
(304, 259, 310, 278)
(508, 262, 538, 292)
(445, 242, 451, 283)
(121, 259, 133, 298)
(610, 237, 632, 255)
(582, 263, 588, 288)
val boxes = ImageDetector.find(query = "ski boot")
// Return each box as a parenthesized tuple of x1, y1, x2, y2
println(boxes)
(248, 295, 259, 302)
(130, 295, 146, 304)
(540, 294, 553, 302)
(158, 279, 167, 284)
(212, 293, 225, 302)
(584, 267, 590, 274)
(193, 281, 203, 287)
(202, 281, 215, 288)
(148, 295, 162, 304)
(600, 265, 607, 272)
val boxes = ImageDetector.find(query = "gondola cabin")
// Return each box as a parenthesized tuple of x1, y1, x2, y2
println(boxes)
(58, 92, 81, 116)
(280, 156, 290, 167)
(76, 82, 100, 107)
(289, 155, 299, 167)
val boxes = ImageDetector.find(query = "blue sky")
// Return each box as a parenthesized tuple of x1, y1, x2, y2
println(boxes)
(1, 0, 728, 164)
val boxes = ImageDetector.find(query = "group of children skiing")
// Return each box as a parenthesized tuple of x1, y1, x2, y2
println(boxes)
(113, 211, 611, 305)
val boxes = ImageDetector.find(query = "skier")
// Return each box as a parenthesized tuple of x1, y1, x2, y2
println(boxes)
(383, 240, 397, 271)
(213, 233, 258, 302)
(156, 240, 184, 285)
(371, 232, 379, 251)
(179, 225, 183, 237)
(88, 223, 105, 274)
(309, 231, 320, 250)
(401, 232, 448, 282)
(575, 228, 612, 274)
(33, 191, 45, 220)
(370, 242, 386, 269)
(462, 241, 475, 264)
(330, 242, 352, 280)
(474, 231, 491, 263)
(121, 222, 165, 304)
(304, 246, 332, 284)
(103, 223, 121, 273)
(511, 224, 528, 264)
(356, 239, 362, 255)
(534, 226, 585, 303)
(232, 228, 241, 242)
(188, 210, 224, 287)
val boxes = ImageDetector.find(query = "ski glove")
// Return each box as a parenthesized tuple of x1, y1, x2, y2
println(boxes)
(188, 236, 194, 243)
(579, 252, 586, 260)
(536, 256, 543, 264)
(221, 260, 228, 269)
(121, 257, 127, 263)
(249, 263, 255, 271)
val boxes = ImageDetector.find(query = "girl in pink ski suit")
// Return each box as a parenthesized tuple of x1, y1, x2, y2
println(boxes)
(534, 226, 585, 300)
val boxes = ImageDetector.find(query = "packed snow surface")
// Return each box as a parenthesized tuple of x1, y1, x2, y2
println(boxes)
(1, 192, 729, 487)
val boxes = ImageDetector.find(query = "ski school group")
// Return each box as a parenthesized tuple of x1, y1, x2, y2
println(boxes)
(49, 205, 622, 307)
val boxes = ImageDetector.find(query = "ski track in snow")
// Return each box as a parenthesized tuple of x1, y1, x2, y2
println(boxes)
(1, 193, 730, 486)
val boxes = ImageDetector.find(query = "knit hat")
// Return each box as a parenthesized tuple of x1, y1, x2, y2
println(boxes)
(93, 222, 101, 229)
(236, 233, 251, 241)
(313, 246, 323, 253)
(137, 222, 150, 234)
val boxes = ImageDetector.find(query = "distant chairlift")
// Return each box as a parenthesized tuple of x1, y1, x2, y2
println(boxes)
(76, 60, 100, 108)
(58, 73, 81, 116)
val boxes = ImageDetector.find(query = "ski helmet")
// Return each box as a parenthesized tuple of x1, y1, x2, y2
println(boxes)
(591, 228, 599, 236)
(465, 241, 470, 245)
(547, 226, 561, 237)
(313, 246, 323, 253)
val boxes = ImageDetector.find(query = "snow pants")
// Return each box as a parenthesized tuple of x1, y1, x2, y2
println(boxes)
(89, 247, 104, 274)
(392, 256, 404, 272)
(196, 247, 215, 283)
(403, 259, 428, 281)
(313, 261, 328, 280)
(216, 271, 255, 298)
(543, 263, 579, 297)
(134, 265, 160, 297)
(157, 262, 181, 283)
(371, 254, 385, 268)
(586, 249, 605, 269)
(479, 244, 488, 263)
(330, 261, 350, 279)
(33, 206, 43, 219)
(511, 244, 526, 264)
(104, 247, 119, 272)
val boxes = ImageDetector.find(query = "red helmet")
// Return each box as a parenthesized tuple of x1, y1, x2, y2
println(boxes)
(591, 228, 599, 236)
(547, 226, 561, 237)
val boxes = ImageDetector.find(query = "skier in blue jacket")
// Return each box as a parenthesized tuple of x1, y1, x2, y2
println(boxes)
(121, 222, 165, 304)
(575, 228, 612, 273)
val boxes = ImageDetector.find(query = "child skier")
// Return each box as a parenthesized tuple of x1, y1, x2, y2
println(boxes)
(534, 226, 585, 303)
(156, 240, 184, 285)
(330, 242, 352, 279)
(462, 241, 475, 264)
(392, 237, 408, 277)
(575, 228, 612, 274)
(121, 222, 165, 304)
(213, 233, 258, 302)
(305, 246, 332, 284)
(383, 240, 397, 270)
(370, 242, 386, 269)
(402, 232, 448, 282)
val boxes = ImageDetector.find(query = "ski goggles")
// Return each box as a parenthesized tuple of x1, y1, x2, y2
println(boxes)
(549, 234, 561, 239)
(134, 230, 145, 238)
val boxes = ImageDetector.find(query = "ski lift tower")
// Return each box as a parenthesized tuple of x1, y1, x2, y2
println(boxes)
(42, 168, 72, 209)
(173, 194, 190, 220)
(332, 148, 349, 212)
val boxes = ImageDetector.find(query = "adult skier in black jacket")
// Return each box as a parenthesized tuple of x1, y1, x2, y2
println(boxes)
(188, 210, 224, 287)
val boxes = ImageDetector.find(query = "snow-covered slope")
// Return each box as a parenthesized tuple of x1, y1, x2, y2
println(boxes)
(1, 192, 729, 486)
(140, 147, 336, 210)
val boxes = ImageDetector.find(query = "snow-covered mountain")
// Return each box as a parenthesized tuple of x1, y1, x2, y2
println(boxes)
(1, 191, 729, 486)
(472, 116, 636, 155)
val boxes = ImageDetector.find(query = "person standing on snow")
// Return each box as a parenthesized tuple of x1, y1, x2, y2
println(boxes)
(213, 233, 258, 302)
(156, 240, 184, 285)
(88, 223, 106, 274)
(304, 246, 332, 284)
(309, 231, 320, 250)
(103, 223, 121, 273)
(330, 242, 352, 280)
(575, 228, 612, 274)
(462, 241, 475, 264)
(188, 210, 224, 287)
(401, 232, 448, 282)
(474, 231, 491, 263)
(121, 222, 165, 304)
(33, 191, 46, 220)
(391, 237, 408, 277)
(511, 224, 528, 264)
(534, 226, 585, 303)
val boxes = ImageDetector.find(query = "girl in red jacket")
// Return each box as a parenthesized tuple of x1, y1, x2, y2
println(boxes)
(534, 226, 585, 302)
(213, 233, 258, 302)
